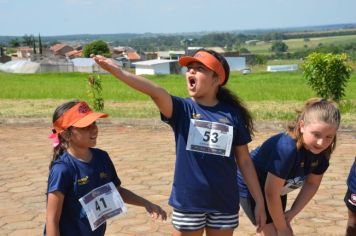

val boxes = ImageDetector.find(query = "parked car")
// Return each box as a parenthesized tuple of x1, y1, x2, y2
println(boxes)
(241, 68, 251, 75)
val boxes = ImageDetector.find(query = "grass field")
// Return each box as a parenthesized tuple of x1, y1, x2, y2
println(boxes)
(0, 70, 355, 124)
(245, 34, 356, 55)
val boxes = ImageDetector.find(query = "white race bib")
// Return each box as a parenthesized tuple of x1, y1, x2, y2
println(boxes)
(79, 182, 127, 231)
(280, 176, 305, 196)
(186, 119, 233, 157)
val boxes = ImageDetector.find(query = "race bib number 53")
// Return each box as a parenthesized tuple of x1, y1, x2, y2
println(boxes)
(79, 182, 127, 231)
(186, 119, 233, 157)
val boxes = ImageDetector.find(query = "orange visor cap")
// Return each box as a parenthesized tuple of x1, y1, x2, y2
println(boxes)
(53, 101, 108, 133)
(179, 51, 226, 84)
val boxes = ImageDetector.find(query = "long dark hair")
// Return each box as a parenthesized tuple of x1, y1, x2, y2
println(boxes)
(196, 49, 255, 135)
(49, 100, 79, 169)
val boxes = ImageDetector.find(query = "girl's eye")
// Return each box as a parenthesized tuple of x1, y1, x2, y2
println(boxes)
(187, 65, 206, 72)
(312, 132, 321, 139)
(81, 122, 96, 130)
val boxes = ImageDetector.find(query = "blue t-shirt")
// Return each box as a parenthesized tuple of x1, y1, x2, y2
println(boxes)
(45, 148, 121, 236)
(347, 157, 356, 193)
(161, 96, 251, 213)
(238, 132, 329, 198)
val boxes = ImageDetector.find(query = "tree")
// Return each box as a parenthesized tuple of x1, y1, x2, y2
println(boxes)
(83, 40, 111, 58)
(239, 47, 250, 53)
(271, 41, 288, 53)
(33, 40, 37, 54)
(9, 38, 20, 47)
(22, 34, 35, 47)
(38, 34, 43, 54)
(301, 52, 353, 102)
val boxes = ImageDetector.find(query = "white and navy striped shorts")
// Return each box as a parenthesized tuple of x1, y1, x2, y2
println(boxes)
(172, 208, 239, 231)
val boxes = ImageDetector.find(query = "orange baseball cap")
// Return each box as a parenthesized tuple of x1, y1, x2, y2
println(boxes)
(53, 101, 108, 133)
(179, 50, 226, 84)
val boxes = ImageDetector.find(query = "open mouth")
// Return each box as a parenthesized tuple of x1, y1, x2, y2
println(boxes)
(188, 76, 196, 88)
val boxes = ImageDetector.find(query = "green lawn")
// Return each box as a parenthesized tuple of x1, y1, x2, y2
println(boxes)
(245, 34, 356, 55)
(0, 71, 355, 124)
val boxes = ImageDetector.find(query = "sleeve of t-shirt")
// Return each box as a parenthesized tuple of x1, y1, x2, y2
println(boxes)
(106, 154, 121, 188)
(47, 162, 73, 195)
(347, 158, 356, 192)
(233, 110, 252, 146)
(311, 156, 329, 175)
(96, 149, 122, 188)
(161, 95, 186, 129)
(267, 135, 297, 179)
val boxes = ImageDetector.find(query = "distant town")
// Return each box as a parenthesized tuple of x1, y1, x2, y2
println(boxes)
(1, 23, 356, 74)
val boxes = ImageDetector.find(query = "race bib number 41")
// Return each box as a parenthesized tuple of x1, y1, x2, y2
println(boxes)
(186, 119, 233, 157)
(79, 182, 127, 231)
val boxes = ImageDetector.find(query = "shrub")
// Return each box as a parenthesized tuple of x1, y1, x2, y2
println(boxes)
(87, 74, 104, 111)
(301, 52, 353, 102)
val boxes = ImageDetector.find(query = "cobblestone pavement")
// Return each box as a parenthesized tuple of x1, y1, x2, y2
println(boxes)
(0, 119, 355, 236)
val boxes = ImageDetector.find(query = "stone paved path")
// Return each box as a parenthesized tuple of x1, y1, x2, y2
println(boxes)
(0, 119, 355, 236)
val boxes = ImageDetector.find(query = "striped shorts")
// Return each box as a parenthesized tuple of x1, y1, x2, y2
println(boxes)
(172, 208, 239, 231)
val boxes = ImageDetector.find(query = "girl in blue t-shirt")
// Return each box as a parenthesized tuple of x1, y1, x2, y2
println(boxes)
(94, 49, 266, 236)
(45, 100, 166, 236)
(345, 156, 356, 236)
(238, 98, 340, 236)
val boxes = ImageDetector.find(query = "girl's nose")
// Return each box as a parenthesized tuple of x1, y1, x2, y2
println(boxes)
(188, 68, 194, 73)
(316, 138, 324, 146)
(89, 123, 98, 132)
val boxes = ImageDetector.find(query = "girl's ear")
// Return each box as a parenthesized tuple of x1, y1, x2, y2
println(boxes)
(60, 129, 71, 142)
(299, 120, 305, 134)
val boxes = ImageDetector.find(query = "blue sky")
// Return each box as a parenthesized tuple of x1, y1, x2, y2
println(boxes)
(1, 0, 356, 36)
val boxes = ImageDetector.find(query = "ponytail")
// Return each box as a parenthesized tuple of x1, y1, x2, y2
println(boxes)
(49, 133, 70, 169)
(217, 87, 255, 135)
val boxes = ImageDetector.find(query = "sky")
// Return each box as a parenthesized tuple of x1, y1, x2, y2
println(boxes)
(1, 0, 356, 36)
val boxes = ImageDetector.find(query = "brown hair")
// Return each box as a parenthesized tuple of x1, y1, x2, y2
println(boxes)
(287, 97, 340, 159)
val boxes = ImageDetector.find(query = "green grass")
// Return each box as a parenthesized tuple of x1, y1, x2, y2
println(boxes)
(0, 71, 355, 124)
(245, 34, 356, 55)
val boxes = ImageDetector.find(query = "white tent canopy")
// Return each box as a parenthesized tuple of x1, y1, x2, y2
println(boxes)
(0, 60, 40, 73)
(71, 58, 115, 73)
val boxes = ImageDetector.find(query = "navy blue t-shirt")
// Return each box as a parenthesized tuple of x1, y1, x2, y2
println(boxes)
(161, 96, 251, 213)
(347, 157, 356, 193)
(238, 133, 329, 198)
(45, 148, 121, 236)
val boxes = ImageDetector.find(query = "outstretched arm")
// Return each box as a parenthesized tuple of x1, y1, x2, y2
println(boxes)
(285, 173, 323, 223)
(235, 145, 266, 232)
(93, 55, 173, 118)
(118, 186, 167, 221)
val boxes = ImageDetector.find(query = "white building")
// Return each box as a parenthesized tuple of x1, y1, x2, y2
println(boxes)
(133, 59, 178, 75)
(267, 64, 298, 72)
(225, 57, 246, 71)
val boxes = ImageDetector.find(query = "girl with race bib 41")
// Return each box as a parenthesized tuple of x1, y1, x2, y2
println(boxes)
(45, 100, 166, 236)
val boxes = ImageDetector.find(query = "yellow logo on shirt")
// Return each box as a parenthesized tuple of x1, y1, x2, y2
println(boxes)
(77, 176, 89, 185)
(311, 160, 319, 167)
(100, 172, 108, 179)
